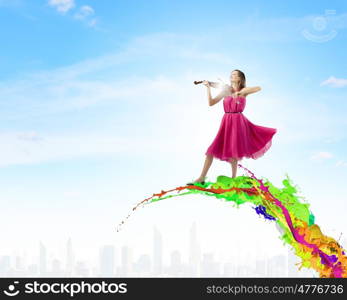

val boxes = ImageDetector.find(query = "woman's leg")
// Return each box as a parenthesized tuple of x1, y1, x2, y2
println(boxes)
(194, 154, 214, 182)
(229, 157, 238, 178)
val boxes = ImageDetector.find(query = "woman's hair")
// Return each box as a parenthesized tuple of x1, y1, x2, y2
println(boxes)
(232, 69, 246, 91)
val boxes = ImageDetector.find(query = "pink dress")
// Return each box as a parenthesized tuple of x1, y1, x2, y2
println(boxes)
(205, 95, 277, 162)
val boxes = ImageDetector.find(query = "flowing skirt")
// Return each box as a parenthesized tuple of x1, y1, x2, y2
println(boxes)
(205, 113, 277, 162)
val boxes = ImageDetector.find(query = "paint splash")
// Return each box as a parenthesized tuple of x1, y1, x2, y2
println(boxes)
(116, 164, 347, 278)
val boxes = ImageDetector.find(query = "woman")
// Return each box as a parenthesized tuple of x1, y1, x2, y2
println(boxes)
(188, 69, 277, 185)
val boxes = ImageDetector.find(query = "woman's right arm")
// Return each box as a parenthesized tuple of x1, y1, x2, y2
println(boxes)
(205, 83, 228, 106)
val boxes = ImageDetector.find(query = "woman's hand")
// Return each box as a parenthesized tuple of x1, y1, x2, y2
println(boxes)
(202, 80, 210, 87)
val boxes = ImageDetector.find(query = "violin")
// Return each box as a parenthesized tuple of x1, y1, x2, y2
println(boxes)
(193, 80, 220, 88)
(193, 80, 229, 89)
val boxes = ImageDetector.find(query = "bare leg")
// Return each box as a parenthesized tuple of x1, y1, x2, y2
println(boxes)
(193, 154, 214, 182)
(229, 157, 238, 178)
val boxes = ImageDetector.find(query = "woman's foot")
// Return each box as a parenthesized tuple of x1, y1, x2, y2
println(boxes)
(187, 176, 206, 185)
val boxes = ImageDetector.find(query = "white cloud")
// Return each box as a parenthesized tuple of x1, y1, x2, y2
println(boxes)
(336, 160, 347, 167)
(87, 18, 97, 27)
(48, 0, 75, 14)
(310, 151, 333, 161)
(73, 5, 97, 27)
(0, 131, 140, 167)
(74, 5, 94, 20)
(320, 76, 347, 88)
(17, 131, 44, 142)
(48, 1, 97, 27)
(323, 137, 342, 143)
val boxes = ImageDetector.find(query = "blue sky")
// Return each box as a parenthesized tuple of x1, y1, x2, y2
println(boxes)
(0, 0, 347, 275)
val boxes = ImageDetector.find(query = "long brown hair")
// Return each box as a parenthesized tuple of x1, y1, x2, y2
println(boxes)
(232, 69, 246, 91)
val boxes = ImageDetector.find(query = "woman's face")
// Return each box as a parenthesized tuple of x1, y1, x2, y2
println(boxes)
(230, 71, 240, 84)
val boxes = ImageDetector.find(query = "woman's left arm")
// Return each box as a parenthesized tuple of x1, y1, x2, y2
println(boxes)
(240, 86, 261, 96)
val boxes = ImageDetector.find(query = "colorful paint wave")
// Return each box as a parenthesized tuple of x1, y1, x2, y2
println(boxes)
(116, 163, 347, 278)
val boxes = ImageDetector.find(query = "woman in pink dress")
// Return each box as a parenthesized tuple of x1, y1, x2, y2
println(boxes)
(188, 69, 277, 185)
